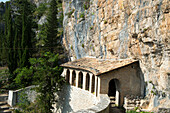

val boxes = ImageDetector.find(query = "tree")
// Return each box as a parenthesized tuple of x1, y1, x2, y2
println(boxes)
(6, 2, 16, 82)
(0, 3, 5, 58)
(12, 0, 37, 68)
(14, 52, 64, 113)
(0, 2, 7, 66)
(32, 52, 64, 113)
(0, 0, 37, 86)
(45, 0, 59, 53)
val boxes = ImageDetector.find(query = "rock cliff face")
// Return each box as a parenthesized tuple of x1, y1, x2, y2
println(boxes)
(62, 0, 170, 110)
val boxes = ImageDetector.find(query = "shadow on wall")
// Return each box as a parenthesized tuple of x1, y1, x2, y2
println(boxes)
(54, 84, 73, 113)
(137, 62, 145, 97)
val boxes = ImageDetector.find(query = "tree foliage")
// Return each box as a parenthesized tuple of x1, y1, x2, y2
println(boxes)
(12, 0, 37, 68)
(1, 0, 66, 112)
(0, 2, 6, 66)
(34, 3, 48, 19)
(45, 0, 63, 53)
(0, 0, 37, 85)
(15, 52, 64, 113)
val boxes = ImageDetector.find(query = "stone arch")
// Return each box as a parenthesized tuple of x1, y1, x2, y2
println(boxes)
(85, 73, 90, 91)
(72, 70, 76, 86)
(91, 75, 95, 93)
(66, 69, 70, 83)
(78, 72, 83, 88)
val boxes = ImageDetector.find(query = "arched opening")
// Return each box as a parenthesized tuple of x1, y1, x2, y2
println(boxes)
(78, 72, 83, 88)
(108, 79, 116, 97)
(91, 75, 95, 93)
(85, 73, 90, 91)
(72, 70, 76, 86)
(66, 69, 70, 83)
(108, 79, 120, 107)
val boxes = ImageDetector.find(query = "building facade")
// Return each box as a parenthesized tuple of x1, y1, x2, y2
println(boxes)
(61, 58, 144, 106)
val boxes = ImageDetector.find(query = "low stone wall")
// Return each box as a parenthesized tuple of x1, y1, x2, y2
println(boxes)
(124, 95, 144, 111)
(8, 86, 37, 107)
(157, 108, 170, 113)
(53, 85, 110, 113)
(8, 85, 110, 113)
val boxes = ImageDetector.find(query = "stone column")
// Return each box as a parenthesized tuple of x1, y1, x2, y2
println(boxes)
(75, 71, 80, 87)
(69, 69, 73, 85)
(89, 73, 93, 93)
(97, 77, 100, 97)
(61, 68, 67, 77)
(94, 76, 98, 96)
(82, 72, 87, 90)
(116, 91, 120, 106)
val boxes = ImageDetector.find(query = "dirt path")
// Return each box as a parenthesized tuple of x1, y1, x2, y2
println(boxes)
(110, 107, 126, 113)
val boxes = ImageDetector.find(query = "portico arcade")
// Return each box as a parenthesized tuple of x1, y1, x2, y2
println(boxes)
(63, 68, 99, 96)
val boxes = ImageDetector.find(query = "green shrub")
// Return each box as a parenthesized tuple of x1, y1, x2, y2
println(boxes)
(66, 9, 75, 18)
(82, 43, 85, 48)
(71, 45, 73, 50)
(162, 16, 165, 21)
(14, 67, 33, 88)
(79, 12, 85, 19)
(83, 4, 90, 10)
(151, 90, 157, 95)
(34, 3, 48, 19)
(93, 47, 95, 51)
(149, 81, 152, 84)
(104, 20, 107, 24)
(90, 26, 93, 30)
(126, 110, 153, 113)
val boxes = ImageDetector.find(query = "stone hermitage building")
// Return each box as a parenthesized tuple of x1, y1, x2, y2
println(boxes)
(61, 57, 145, 106)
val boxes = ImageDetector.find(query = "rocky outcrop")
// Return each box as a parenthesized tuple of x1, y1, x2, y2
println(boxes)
(62, 0, 170, 110)
(30, 0, 50, 6)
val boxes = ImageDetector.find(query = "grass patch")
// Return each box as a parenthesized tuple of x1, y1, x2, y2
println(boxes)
(126, 110, 153, 113)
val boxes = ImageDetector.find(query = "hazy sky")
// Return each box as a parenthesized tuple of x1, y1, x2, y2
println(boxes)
(0, 0, 10, 3)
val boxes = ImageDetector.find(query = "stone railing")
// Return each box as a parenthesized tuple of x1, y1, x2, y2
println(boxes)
(157, 108, 170, 113)
(124, 95, 143, 111)
(8, 85, 37, 107)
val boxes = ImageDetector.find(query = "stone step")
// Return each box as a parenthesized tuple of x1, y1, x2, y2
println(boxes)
(0, 109, 12, 113)
(0, 102, 7, 106)
(0, 105, 10, 111)
(0, 94, 8, 97)
(125, 106, 135, 110)
(0, 94, 8, 102)
(110, 103, 115, 107)
(110, 100, 115, 103)
(109, 96, 115, 100)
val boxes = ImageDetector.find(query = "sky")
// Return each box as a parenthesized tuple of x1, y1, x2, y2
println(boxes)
(0, 0, 10, 3)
